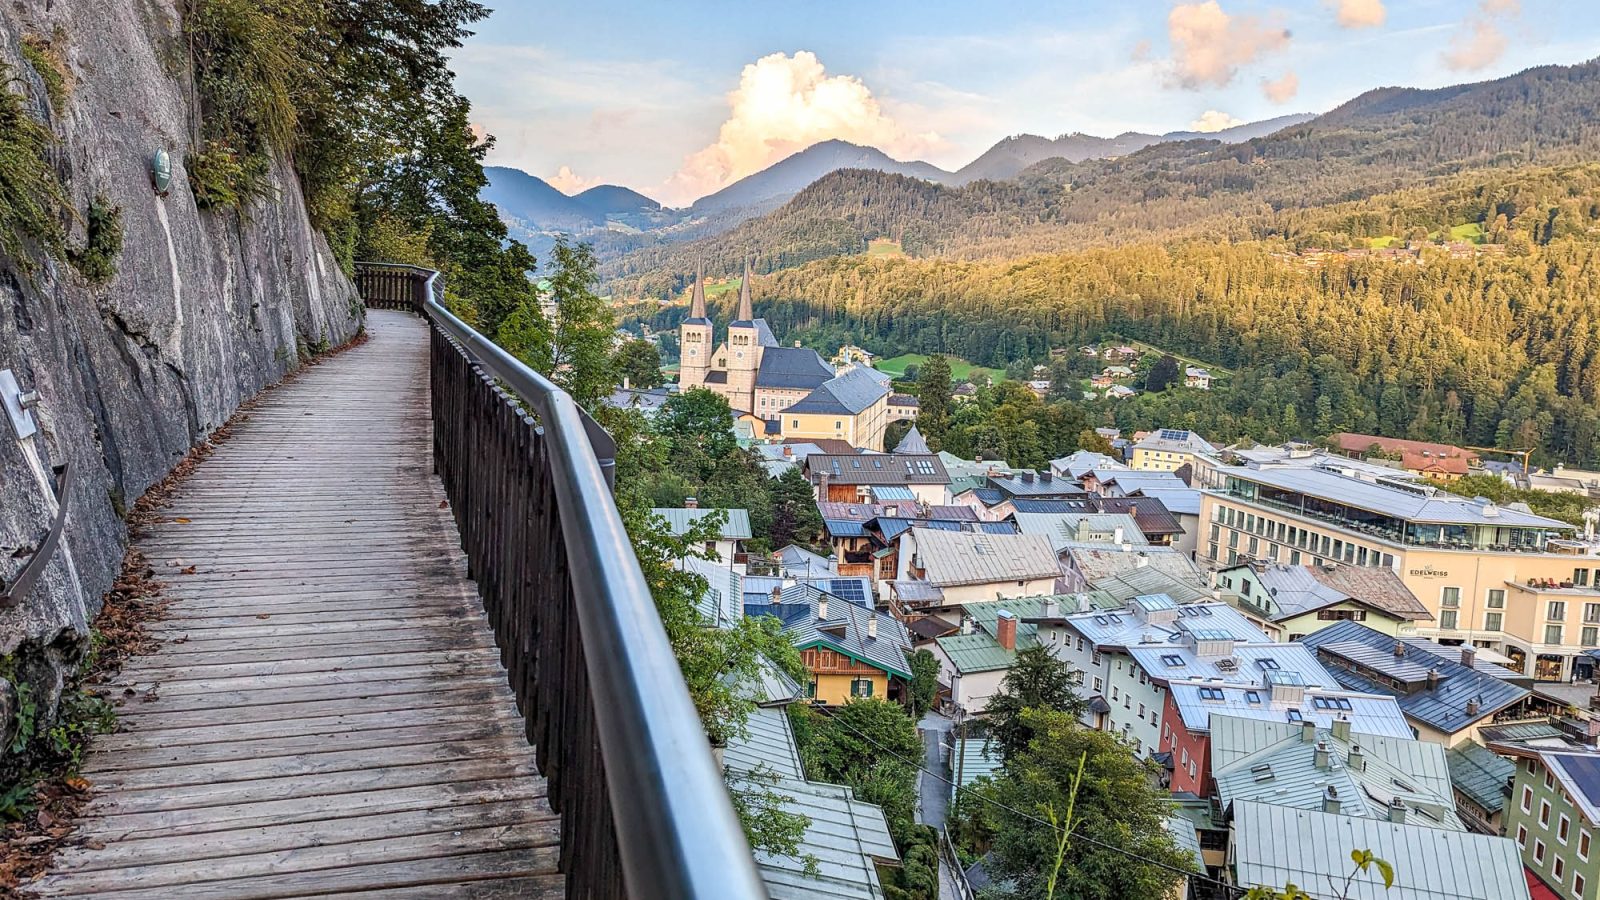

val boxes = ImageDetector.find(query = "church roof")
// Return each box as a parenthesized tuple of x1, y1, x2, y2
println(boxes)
(737, 256, 754, 321)
(894, 426, 930, 454)
(730, 318, 779, 347)
(785, 367, 888, 416)
(756, 346, 835, 390)
(686, 259, 710, 324)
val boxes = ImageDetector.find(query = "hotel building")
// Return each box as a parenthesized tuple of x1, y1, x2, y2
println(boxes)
(1198, 460, 1600, 682)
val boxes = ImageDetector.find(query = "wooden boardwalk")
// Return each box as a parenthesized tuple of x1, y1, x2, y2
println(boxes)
(35, 311, 563, 899)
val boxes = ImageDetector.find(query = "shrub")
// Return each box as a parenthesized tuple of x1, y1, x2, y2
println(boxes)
(19, 32, 70, 111)
(188, 140, 270, 209)
(69, 195, 124, 284)
(0, 67, 67, 270)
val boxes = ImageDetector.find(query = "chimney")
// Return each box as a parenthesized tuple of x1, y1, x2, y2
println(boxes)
(1113, 526, 1125, 545)
(1466, 697, 1480, 717)
(1022, 472, 1035, 484)
(1121, 542, 1134, 553)
(960, 616, 975, 636)
(1314, 740, 1331, 770)
(1301, 719, 1317, 743)
(1322, 786, 1341, 815)
(1392, 640, 1406, 658)
(1348, 743, 1366, 772)
(685, 496, 699, 509)
(1426, 667, 1440, 691)
(1331, 715, 1351, 742)
(1130, 503, 1139, 519)
(769, 587, 782, 604)
(622, 375, 631, 390)
(1040, 472, 1053, 483)
(1387, 797, 1407, 824)
(867, 616, 879, 641)
(794, 341, 801, 348)
(783, 445, 793, 457)
(1136, 555, 1150, 569)
(997, 610, 1018, 651)
(1460, 646, 1476, 670)
(817, 598, 828, 621)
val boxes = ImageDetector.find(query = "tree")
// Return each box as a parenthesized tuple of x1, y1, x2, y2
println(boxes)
(962, 710, 1189, 900)
(657, 388, 738, 462)
(986, 646, 1085, 764)
(542, 238, 617, 409)
(917, 356, 953, 448)
(768, 467, 823, 550)
(613, 339, 663, 389)
(907, 649, 941, 719)
(797, 699, 922, 845)
(1145, 354, 1181, 393)
(1242, 849, 1396, 900)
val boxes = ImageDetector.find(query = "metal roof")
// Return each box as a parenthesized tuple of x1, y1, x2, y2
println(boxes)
(1298, 621, 1531, 736)
(1062, 544, 1207, 586)
(986, 474, 1086, 499)
(1446, 741, 1515, 815)
(1060, 600, 1268, 651)
(1090, 567, 1209, 605)
(777, 544, 837, 577)
(1168, 681, 1412, 737)
(1132, 429, 1218, 455)
(953, 738, 1004, 793)
(760, 584, 913, 679)
(682, 554, 743, 628)
(867, 485, 916, 501)
(907, 528, 1061, 587)
(1127, 641, 1337, 689)
(1229, 563, 1432, 622)
(892, 426, 930, 455)
(1217, 464, 1572, 529)
(1163, 815, 1204, 873)
(1229, 800, 1530, 900)
(1213, 716, 1464, 829)
(934, 596, 1052, 674)
(1049, 450, 1126, 478)
(1125, 487, 1202, 516)
(1012, 512, 1146, 552)
(784, 366, 889, 416)
(650, 507, 753, 540)
(1539, 751, 1600, 826)
(756, 345, 837, 390)
(806, 453, 948, 485)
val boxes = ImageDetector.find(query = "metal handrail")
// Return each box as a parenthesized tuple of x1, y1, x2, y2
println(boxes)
(1, 463, 73, 608)
(354, 262, 762, 898)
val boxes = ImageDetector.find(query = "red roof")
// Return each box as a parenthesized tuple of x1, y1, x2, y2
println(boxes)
(1526, 867, 1561, 900)
(1332, 432, 1478, 465)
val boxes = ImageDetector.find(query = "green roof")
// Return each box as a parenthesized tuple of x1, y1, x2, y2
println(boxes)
(1447, 741, 1515, 814)
(935, 596, 1056, 673)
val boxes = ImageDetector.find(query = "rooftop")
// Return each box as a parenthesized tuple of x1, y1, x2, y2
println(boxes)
(1012, 512, 1146, 552)
(650, 507, 754, 540)
(1227, 562, 1433, 622)
(1537, 750, 1600, 826)
(1061, 543, 1207, 586)
(1132, 428, 1218, 455)
(934, 596, 1052, 674)
(750, 584, 913, 679)
(1298, 621, 1531, 735)
(806, 453, 948, 485)
(1447, 740, 1516, 815)
(906, 528, 1060, 587)
(1229, 801, 1529, 899)
(1167, 681, 1413, 738)
(1212, 716, 1464, 830)
(785, 366, 890, 416)
(1049, 450, 1126, 478)
(754, 345, 845, 391)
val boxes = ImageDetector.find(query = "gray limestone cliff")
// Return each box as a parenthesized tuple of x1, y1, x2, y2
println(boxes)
(0, 1, 361, 743)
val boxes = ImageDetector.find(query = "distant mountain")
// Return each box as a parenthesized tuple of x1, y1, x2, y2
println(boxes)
(689, 140, 952, 219)
(951, 113, 1314, 184)
(481, 167, 601, 235)
(573, 184, 662, 218)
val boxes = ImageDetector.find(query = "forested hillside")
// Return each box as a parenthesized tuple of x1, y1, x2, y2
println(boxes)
(603, 58, 1600, 297)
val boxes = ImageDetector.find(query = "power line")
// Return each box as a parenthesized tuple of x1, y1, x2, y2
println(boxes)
(818, 709, 1249, 898)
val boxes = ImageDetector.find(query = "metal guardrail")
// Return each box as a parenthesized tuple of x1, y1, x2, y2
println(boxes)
(1, 463, 73, 609)
(352, 262, 765, 900)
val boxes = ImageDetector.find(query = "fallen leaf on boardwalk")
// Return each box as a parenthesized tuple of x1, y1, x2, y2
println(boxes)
(179, 565, 196, 575)
(63, 778, 90, 793)
(173, 517, 191, 524)
(255, 614, 270, 620)
(83, 840, 105, 851)
(439, 500, 448, 509)
(35, 812, 54, 829)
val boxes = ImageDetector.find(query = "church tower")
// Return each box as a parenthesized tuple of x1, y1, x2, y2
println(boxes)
(678, 260, 713, 391)
(725, 256, 763, 413)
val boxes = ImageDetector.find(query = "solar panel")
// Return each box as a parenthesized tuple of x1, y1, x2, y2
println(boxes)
(826, 579, 867, 604)
(1189, 628, 1234, 642)
(1159, 429, 1190, 441)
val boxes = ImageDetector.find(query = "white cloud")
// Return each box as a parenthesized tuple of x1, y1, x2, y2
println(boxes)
(1441, 0, 1520, 72)
(1329, 0, 1386, 29)
(662, 51, 942, 206)
(1262, 70, 1300, 103)
(547, 166, 598, 194)
(1189, 109, 1245, 132)
(1166, 1, 1291, 89)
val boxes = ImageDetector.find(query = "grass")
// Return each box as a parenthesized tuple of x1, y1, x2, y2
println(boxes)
(875, 353, 1002, 383)
(866, 238, 905, 259)
(1125, 340, 1232, 378)
(703, 277, 742, 299)
(1365, 222, 1487, 249)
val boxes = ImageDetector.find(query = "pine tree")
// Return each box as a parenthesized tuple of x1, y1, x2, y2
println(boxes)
(916, 356, 953, 448)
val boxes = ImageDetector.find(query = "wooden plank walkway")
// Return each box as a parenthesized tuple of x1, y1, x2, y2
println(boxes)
(35, 310, 563, 899)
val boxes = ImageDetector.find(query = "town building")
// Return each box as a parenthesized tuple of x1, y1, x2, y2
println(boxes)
(803, 452, 949, 505)
(1184, 366, 1212, 390)
(1447, 739, 1517, 834)
(1159, 680, 1412, 796)
(678, 260, 890, 448)
(886, 393, 920, 422)
(1504, 749, 1600, 899)
(1298, 620, 1534, 746)
(1008, 496, 1190, 552)
(1049, 450, 1127, 479)
(1200, 459, 1600, 681)
(748, 584, 912, 705)
(1330, 432, 1478, 482)
(930, 596, 1053, 715)
(1130, 428, 1218, 473)
(1211, 714, 1466, 829)
(1226, 800, 1531, 900)
(1031, 597, 1337, 759)
(651, 505, 752, 569)
(1058, 543, 1207, 593)
(889, 528, 1061, 608)
(1215, 561, 1433, 641)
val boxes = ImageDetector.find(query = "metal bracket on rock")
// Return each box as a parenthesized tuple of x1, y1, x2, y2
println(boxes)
(1, 369, 39, 441)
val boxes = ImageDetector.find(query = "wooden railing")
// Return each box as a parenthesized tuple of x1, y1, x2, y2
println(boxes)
(353, 263, 765, 900)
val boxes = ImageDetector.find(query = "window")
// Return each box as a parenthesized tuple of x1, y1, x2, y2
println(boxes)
(1268, 544, 1280, 561)
(1111, 686, 1119, 700)
(1439, 610, 1458, 630)
(1290, 550, 1301, 565)
(1524, 786, 1534, 813)
(1245, 691, 1261, 704)
(1210, 524, 1220, 541)
(1092, 677, 1104, 692)
(1286, 709, 1303, 723)
(1581, 830, 1591, 861)
(1587, 603, 1600, 624)
(1518, 825, 1527, 847)
(1543, 799, 1553, 827)
(1555, 856, 1565, 883)
(1550, 601, 1569, 621)
(1488, 589, 1506, 609)
(1248, 536, 1259, 555)
(1560, 814, 1571, 844)
(1138, 703, 1146, 718)
(1441, 587, 1461, 608)
(849, 677, 874, 698)
(1536, 839, 1547, 864)
(1548, 624, 1565, 645)
(806, 679, 817, 699)
(1578, 568, 1592, 588)
(1585, 627, 1599, 649)
(1092, 651, 1103, 666)
(1208, 542, 1219, 561)
(1485, 612, 1504, 631)
(1576, 873, 1587, 898)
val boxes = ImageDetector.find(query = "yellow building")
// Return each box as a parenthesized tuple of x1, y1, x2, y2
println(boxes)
(1131, 428, 1219, 473)
(1200, 463, 1599, 682)
(679, 260, 891, 449)
(759, 587, 913, 705)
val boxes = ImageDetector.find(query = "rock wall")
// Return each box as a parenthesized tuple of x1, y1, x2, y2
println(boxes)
(0, 0, 360, 738)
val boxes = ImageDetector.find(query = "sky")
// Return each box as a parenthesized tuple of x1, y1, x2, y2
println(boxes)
(452, 1, 1600, 206)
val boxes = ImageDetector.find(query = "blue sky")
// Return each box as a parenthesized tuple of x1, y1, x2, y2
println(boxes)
(452, 1, 1599, 205)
